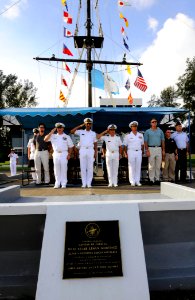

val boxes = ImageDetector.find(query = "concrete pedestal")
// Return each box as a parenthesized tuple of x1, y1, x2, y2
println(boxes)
(36, 202, 150, 300)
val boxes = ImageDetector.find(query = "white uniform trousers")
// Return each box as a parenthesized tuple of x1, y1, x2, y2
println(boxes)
(34, 150, 50, 184)
(10, 162, 17, 176)
(79, 148, 94, 186)
(148, 147, 162, 182)
(53, 151, 68, 187)
(127, 149, 142, 185)
(106, 151, 119, 186)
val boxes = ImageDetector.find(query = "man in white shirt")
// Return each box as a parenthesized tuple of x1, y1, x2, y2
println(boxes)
(171, 121, 189, 182)
(98, 124, 122, 187)
(44, 123, 73, 188)
(8, 148, 18, 176)
(123, 121, 144, 186)
(70, 118, 97, 188)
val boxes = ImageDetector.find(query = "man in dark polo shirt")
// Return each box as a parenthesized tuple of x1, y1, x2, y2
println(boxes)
(33, 123, 50, 185)
(163, 129, 178, 182)
(171, 121, 189, 182)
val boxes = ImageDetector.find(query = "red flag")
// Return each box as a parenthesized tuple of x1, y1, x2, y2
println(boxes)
(62, 62, 71, 73)
(134, 69, 148, 92)
(61, 75, 68, 87)
(64, 27, 73, 37)
(63, 44, 73, 56)
(118, 1, 131, 6)
(64, 11, 72, 24)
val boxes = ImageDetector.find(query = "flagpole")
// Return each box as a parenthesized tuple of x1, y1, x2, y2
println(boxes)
(86, 0, 93, 107)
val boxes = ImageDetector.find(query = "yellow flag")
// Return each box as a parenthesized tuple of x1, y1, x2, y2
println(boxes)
(61, 0, 66, 6)
(119, 12, 124, 19)
(59, 90, 66, 102)
(126, 65, 132, 75)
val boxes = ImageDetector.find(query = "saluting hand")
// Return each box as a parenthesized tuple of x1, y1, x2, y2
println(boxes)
(51, 128, 56, 134)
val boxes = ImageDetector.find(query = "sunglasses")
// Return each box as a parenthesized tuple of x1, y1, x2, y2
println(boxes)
(151, 121, 157, 123)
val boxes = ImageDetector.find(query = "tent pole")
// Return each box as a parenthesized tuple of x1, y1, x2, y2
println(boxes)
(22, 128, 25, 171)
(188, 111, 192, 182)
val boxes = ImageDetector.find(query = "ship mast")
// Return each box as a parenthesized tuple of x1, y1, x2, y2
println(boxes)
(34, 0, 142, 107)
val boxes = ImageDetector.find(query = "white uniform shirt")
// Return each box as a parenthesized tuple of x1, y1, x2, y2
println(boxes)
(27, 138, 36, 160)
(171, 131, 189, 149)
(75, 129, 97, 148)
(49, 133, 74, 152)
(8, 153, 18, 163)
(100, 135, 122, 152)
(123, 132, 144, 151)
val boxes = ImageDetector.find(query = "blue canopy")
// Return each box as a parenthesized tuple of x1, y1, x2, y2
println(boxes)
(0, 107, 189, 132)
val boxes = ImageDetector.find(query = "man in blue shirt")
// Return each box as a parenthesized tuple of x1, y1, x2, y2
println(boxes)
(144, 118, 165, 184)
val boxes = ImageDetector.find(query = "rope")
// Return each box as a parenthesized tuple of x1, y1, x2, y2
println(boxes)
(94, 0, 103, 37)
(65, 47, 85, 104)
(0, 0, 22, 16)
(74, 0, 82, 36)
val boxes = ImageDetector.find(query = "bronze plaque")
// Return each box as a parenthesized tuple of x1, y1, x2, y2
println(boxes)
(63, 220, 123, 279)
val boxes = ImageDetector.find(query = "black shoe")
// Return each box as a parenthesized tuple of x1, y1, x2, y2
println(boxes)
(155, 180, 160, 185)
(149, 180, 154, 185)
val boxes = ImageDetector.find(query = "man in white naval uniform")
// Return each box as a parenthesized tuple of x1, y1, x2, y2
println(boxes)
(70, 118, 97, 188)
(8, 149, 18, 176)
(98, 124, 122, 187)
(123, 121, 144, 186)
(44, 123, 74, 188)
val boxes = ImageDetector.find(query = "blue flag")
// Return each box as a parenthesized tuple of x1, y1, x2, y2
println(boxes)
(123, 38, 130, 52)
(125, 78, 130, 90)
(91, 69, 104, 90)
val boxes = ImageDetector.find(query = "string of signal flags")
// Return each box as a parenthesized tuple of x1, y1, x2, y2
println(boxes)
(118, 0, 148, 104)
(59, 0, 148, 104)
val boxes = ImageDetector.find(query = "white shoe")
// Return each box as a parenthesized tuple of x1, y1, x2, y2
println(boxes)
(131, 183, 135, 187)
(87, 185, 92, 188)
(61, 185, 66, 189)
(54, 185, 60, 189)
(108, 184, 112, 187)
(82, 185, 86, 188)
(136, 183, 142, 186)
(114, 184, 118, 187)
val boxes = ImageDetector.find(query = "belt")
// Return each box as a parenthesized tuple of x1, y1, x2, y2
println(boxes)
(148, 145, 161, 147)
(56, 150, 67, 153)
(37, 149, 48, 151)
(81, 146, 93, 149)
(178, 148, 186, 151)
(108, 150, 118, 153)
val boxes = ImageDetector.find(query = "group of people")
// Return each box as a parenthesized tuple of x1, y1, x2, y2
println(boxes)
(19, 117, 189, 188)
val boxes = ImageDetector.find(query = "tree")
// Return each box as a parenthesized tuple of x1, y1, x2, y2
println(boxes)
(0, 70, 38, 161)
(0, 70, 37, 108)
(177, 57, 195, 113)
(147, 86, 179, 107)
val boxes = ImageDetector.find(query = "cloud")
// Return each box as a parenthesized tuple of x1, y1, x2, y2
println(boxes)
(137, 13, 195, 105)
(132, 0, 156, 9)
(2, 0, 27, 20)
(148, 17, 159, 31)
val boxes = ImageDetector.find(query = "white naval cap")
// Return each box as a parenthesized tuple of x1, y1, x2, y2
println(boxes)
(84, 118, 93, 123)
(129, 121, 138, 127)
(55, 122, 65, 128)
(107, 124, 117, 130)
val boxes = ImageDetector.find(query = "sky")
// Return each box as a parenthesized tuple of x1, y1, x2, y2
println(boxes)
(0, 0, 195, 108)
